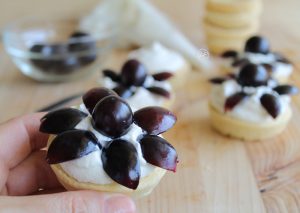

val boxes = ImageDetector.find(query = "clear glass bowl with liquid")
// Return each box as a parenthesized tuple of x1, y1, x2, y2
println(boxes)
(3, 17, 116, 82)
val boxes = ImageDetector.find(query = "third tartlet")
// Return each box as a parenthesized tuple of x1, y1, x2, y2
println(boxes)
(209, 63, 298, 140)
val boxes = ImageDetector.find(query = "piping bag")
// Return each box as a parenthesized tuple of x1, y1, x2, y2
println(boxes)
(80, 0, 212, 70)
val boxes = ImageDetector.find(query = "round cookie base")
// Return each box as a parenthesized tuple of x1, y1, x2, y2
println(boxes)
(204, 10, 261, 28)
(203, 19, 259, 39)
(47, 136, 166, 199)
(51, 163, 166, 199)
(205, 0, 263, 13)
(209, 103, 292, 140)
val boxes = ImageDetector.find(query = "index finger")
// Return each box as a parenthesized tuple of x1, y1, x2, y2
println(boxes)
(0, 113, 49, 169)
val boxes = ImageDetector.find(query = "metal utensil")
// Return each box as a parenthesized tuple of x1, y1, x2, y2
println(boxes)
(36, 92, 83, 112)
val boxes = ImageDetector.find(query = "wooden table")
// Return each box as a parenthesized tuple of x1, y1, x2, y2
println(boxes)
(1, 0, 300, 212)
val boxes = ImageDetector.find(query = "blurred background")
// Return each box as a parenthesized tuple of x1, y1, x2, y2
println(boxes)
(0, 0, 299, 122)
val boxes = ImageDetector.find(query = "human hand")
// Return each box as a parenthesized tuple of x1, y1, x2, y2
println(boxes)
(0, 113, 136, 213)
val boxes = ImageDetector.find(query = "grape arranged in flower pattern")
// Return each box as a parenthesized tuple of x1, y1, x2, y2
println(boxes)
(102, 59, 173, 99)
(40, 87, 178, 189)
(209, 64, 298, 118)
(221, 35, 292, 72)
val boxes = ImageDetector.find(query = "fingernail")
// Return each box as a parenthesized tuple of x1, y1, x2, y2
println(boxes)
(104, 195, 136, 213)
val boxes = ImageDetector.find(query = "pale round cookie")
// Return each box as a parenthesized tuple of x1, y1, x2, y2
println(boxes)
(205, 0, 263, 14)
(47, 136, 166, 199)
(209, 103, 292, 140)
(204, 9, 261, 28)
(203, 19, 259, 39)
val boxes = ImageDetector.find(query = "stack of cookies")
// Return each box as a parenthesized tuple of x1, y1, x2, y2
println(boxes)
(203, 0, 263, 54)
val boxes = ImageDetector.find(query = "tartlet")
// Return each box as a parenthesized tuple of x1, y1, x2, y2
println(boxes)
(40, 88, 178, 198)
(209, 63, 298, 140)
(219, 36, 293, 83)
(128, 42, 190, 88)
(100, 59, 174, 110)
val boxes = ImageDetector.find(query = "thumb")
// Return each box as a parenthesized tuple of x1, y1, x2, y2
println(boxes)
(0, 190, 136, 213)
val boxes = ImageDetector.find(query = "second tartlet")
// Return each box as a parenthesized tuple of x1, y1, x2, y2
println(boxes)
(100, 59, 174, 110)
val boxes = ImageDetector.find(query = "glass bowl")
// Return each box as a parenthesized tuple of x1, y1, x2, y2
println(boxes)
(2, 17, 116, 82)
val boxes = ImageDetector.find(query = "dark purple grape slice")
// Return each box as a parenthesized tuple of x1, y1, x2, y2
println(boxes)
(30, 44, 45, 55)
(68, 31, 97, 66)
(113, 85, 133, 98)
(69, 31, 89, 38)
(237, 63, 268, 87)
(245, 36, 270, 54)
(221, 50, 238, 58)
(30, 44, 48, 69)
(82, 87, 117, 114)
(273, 53, 291, 64)
(277, 57, 291, 64)
(133, 106, 176, 135)
(46, 130, 99, 164)
(231, 58, 250, 67)
(227, 72, 237, 79)
(121, 59, 147, 86)
(77, 54, 97, 66)
(42, 44, 69, 55)
(146, 87, 171, 99)
(260, 94, 281, 118)
(261, 63, 275, 73)
(30, 43, 68, 60)
(209, 77, 227, 84)
(40, 108, 87, 134)
(101, 139, 140, 189)
(49, 56, 80, 74)
(103, 69, 121, 82)
(30, 43, 80, 74)
(139, 135, 178, 172)
(273, 85, 299, 95)
(152, 72, 174, 81)
(224, 92, 248, 111)
(92, 96, 133, 138)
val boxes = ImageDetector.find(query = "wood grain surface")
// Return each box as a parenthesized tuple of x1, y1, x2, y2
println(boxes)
(0, 0, 300, 212)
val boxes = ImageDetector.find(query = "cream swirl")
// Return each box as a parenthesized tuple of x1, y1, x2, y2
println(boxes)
(100, 75, 172, 110)
(128, 42, 187, 73)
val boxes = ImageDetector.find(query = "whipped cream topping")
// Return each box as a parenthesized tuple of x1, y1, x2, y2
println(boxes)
(100, 75, 172, 110)
(222, 52, 293, 81)
(210, 79, 291, 123)
(128, 42, 188, 73)
(60, 104, 156, 185)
